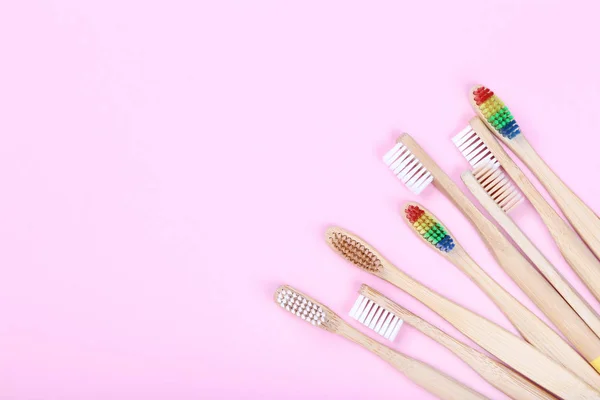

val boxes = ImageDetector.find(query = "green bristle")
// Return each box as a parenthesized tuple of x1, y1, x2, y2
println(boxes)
(425, 223, 446, 245)
(489, 107, 514, 129)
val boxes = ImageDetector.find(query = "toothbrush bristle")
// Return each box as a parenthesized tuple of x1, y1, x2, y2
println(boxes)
(405, 205, 455, 252)
(383, 141, 433, 195)
(326, 229, 382, 273)
(452, 124, 524, 214)
(276, 287, 327, 326)
(349, 294, 403, 341)
(473, 162, 524, 214)
(452, 124, 499, 169)
(473, 86, 521, 139)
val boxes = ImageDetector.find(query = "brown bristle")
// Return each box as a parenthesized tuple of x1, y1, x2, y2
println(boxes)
(327, 230, 382, 272)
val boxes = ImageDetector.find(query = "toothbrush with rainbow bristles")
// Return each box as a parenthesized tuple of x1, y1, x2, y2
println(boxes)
(459, 161, 600, 342)
(401, 200, 600, 379)
(383, 134, 600, 382)
(470, 85, 600, 261)
(274, 285, 488, 400)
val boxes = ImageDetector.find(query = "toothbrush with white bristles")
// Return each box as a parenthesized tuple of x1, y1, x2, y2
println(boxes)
(469, 85, 600, 261)
(353, 284, 557, 400)
(326, 226, 600, 398)
(383, 134, 600, 384)
(459, 160, 600, 342)
(453, 118, 600, 323)
(274, 285, 488, 400)
(400, 199, 600, 383)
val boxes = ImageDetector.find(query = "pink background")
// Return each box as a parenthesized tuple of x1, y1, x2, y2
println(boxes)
(2, 1, 600, 399)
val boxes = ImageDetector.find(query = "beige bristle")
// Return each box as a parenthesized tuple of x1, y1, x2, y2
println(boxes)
(326, 228, 383, 273)
(473, 163, 524, 213)
(275, 286, 328, 327)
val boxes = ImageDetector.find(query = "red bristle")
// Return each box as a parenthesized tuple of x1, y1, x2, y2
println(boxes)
(406, 205, 425, 223)
(473, 86, 494, 105)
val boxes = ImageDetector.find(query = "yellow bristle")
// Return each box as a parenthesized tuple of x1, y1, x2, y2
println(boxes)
(415, 215, 435, 234)
(479, 96, 504, 118)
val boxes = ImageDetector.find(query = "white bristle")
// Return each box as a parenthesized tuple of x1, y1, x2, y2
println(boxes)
(349, 295, 364, 318)
(368, 306, 384, 329)
(355, 297, 369, 320)
(452, 125, 500, 169)
(389, 318, 403, 341)
(349, 294, 403, 342)
(364, 303, 379, 326)
(379, 313, 394, 336)
(384, 316, 400, 339)
(277, 288, 327, 326)
(373, 310, 388, 333)
(473, 162, 524, 213)
(358, 300, 374, 323)
(383, 141, 433, 195)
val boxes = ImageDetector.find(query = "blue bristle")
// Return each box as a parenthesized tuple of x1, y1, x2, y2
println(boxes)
(499, 120, 521, 139)
(436, 235, 455, 252)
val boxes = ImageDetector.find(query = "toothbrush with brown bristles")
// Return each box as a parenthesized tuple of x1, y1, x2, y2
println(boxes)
(325, 226, 600, 398)
(401, 200, 598, 386)
(469, 85, 600, 261)
(383, 133, 600, 381)
(454, 116, 600, 310)
(274, 285, 488, 400)
(460, 162, 600, 342)
(355, 284, 557, 400)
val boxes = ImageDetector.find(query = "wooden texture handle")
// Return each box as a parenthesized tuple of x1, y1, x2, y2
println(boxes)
(454, 247, 597, 365)
(378, 267, 600, 399)
(462, 170, 600, 340)
(499, 126, 600, 261)
(400, 134, 600, 385)
(360, 285, 557, 400)
(469, 118, 600, 304)
(338, 321, 488, 400)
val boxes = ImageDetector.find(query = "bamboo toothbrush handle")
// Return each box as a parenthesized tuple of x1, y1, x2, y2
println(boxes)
(338, 322, 488, 400)
(452, 249, 581, 358)
(507, 133, 600, 260)
(379, 267, 600, 399)
(462, 171, 600, 340)
(400, 134, 600, 383)
(361, 286, 557, 400)
(469, 118, 600, 304)
(404, 317, 556, 400)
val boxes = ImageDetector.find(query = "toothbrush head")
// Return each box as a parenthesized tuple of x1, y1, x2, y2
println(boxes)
(452, 123, 499, 169)
(383, 137, 433, 195)
(275, 285, 334, 330)
(325, 227, 384, 274)
(472, 162, 524, 214)
(403, 203, 455, 253)
(471, 85, 521, 140)
(349, 293, 403, 342)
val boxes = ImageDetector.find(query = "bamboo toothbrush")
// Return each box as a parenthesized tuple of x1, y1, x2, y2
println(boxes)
(383, 134, 600, 382)
(354, 284, 557, 400)
(402, 200, 597, 365)
(470, 85, 600, 260)
(454, 117, 600, 308)
(274, 285, 487, 400)
(460, 161, 600, 341)
(325, 227, 599, 398)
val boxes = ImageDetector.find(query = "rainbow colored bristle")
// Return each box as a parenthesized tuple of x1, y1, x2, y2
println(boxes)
(405, 205, 455, 252)
(473, 86, 521, 139)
